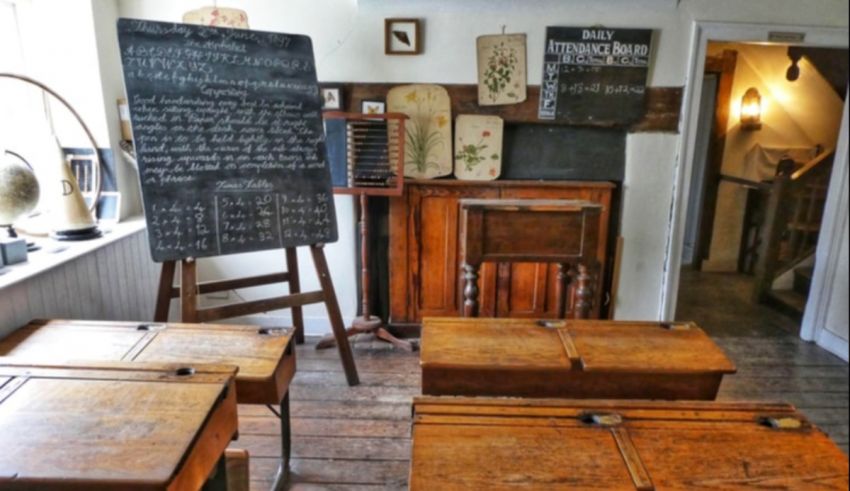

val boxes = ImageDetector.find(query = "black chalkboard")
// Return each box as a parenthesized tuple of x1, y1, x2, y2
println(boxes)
(501, 124, 625, 181)
(538, 27, 653, 125)
(117, 19, 337, 262)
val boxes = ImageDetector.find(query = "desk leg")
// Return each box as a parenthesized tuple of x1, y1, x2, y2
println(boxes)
(201, 453, 229, 491)
(270, 392, 291, 491)
(463, 263, 480, 317)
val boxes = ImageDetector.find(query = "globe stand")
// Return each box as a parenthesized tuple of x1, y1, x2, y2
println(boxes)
(2, 225, 39, 252)
(50, 226, 102, 242)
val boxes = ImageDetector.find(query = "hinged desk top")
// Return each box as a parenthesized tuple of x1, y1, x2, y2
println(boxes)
(0, 319, 295, 404)
(0, 361, 238, 490)
(411, 397, 849, 491)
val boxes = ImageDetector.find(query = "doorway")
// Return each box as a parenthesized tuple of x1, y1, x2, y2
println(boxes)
(675, 40, 848, 338)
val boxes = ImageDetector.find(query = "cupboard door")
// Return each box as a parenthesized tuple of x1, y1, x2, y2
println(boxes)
(498, 186, 612, 319)
(409, 185, 499, 320)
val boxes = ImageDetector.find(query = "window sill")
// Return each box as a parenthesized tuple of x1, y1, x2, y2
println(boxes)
(0, 217, 148, 290)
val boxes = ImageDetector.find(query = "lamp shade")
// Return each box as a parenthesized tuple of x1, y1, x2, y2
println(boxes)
(740, 87, 762, 131)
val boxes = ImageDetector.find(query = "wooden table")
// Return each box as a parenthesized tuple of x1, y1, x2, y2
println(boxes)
(0, 361, 238, 490)
(421, 317, 737, 400)
(411, 397, 850, 490)
(0, 319, 296, 490)
(460, 199, 603, 318)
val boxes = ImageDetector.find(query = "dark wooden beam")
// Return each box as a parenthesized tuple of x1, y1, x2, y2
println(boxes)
(328, 82, 683, 133)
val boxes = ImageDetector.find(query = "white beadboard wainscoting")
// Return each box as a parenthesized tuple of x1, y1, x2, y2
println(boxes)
(0, 226, 160, 338)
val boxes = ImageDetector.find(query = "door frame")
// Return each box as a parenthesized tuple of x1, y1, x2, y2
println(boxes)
(662, 21, 849, 341)
(800, 96, 849, 360)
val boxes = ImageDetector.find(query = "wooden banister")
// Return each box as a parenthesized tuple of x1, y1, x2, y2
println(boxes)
(791, 148, 834, 180)
(752, 149, 834, 304)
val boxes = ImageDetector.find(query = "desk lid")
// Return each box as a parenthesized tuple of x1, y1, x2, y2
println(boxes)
(3, 319, 293, 382)
(421, 318, 736, 375)
(0, 361, 238, 490)
(411, 397, 848, 491)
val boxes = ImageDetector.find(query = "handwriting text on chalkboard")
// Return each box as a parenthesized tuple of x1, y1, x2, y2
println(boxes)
(539, 27, 653, 125)
(117, 19, 337, 262)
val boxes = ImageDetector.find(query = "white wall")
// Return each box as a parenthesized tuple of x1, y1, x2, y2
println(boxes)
(85, 0, 843, 330)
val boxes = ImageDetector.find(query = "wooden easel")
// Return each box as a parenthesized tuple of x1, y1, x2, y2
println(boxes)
(154, 244, 359, 386)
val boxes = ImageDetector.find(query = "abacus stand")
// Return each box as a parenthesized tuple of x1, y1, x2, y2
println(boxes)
(315, 194, 417, 352)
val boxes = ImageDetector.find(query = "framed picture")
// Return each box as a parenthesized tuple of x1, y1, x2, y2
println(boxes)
(361, 100, 386, 116)
(385, 18, 422, 55)
(321, 86, 343, 111)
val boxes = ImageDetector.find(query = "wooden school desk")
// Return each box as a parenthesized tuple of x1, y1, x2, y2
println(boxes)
(420, 317, 737, 400)
(0, 361, 238, 491)
(410, 397, 850, 490)
(0, 319, 296, 490)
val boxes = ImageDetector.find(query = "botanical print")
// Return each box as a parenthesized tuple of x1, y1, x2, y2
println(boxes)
(182, 7, 249, 28)
(387, 85, 452, 179)
(477, 34, 527, 106)
(454, 115, 503, 181)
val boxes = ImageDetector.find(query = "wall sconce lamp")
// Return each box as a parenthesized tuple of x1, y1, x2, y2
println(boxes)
(786, 48, 803, 82)
(740, 87, 762, 131)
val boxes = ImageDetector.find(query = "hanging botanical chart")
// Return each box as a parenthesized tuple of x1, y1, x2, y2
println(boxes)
(454, 115, 503, 181)
(387, 84, 453, 179)
(477, 34, 527, 106)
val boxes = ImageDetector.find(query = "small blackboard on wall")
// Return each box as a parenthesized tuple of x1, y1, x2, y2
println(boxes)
(117, 19, 337, 262)
(538, 26, 653, 126)
(501, 124, 626, 181)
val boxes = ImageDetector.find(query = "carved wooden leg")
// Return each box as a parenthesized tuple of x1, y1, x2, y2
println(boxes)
(463, 263, 481, 317)
(575, 262, 593, 319)
(555, 263, 570, 319)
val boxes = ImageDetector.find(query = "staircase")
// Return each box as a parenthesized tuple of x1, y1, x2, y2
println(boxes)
(765, 265, 813, 321)
(753, 150, 833, 323)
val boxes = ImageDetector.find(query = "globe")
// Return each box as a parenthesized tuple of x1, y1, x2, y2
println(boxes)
(0, 154, 40, 227)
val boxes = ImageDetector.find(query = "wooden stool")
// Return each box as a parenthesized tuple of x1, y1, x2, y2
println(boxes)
(460, 199, 603, 319)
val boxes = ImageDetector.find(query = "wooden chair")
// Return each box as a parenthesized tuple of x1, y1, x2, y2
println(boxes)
(459, 199, 603, 319)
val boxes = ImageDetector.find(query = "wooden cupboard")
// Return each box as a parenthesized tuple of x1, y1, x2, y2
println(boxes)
(388, 180, 615, 324)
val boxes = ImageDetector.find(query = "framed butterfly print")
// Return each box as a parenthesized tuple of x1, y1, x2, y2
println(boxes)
(385, 18, 422, 55)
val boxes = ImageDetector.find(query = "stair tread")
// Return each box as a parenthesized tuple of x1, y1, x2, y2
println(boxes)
(769, 289, 808, 313)
(788, 222, 821, 232)
(795, 266, 815, 280)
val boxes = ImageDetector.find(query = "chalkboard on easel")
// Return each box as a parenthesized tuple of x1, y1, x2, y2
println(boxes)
(117, 19, 337, 262)
(538, 27, 653, 126)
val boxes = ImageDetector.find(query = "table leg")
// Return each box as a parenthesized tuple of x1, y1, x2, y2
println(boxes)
(575, 263, 593, 319)
(555, 263, 570, 319)
(270, 391, 291, 491)
(463, 263, 480, 317)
